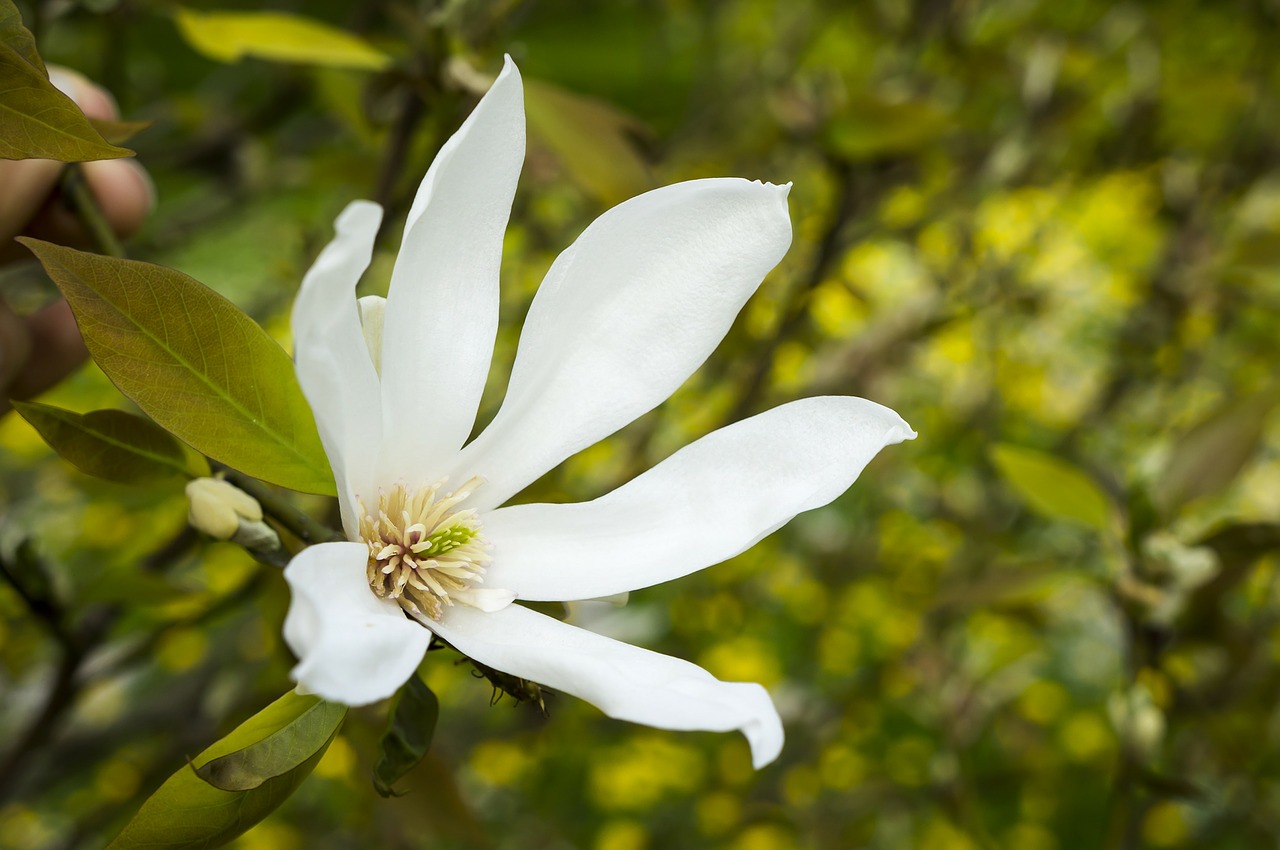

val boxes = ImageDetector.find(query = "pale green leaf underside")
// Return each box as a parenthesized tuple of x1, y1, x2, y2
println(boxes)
(525, 78, 654, 207)
(990, 443, 1113, 534)
(19, 238, 336, 495)
(106, 691, 346, 850)
(13, 401, 208, 484)
(174, 7, 391, 71)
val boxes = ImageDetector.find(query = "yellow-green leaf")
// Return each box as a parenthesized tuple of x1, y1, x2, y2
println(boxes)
(990, 443, 1114, 534)
(525, 78, 654, 206)
(107, 691, 346, 850)
(195, 698, 347, 792)
(0, 0, 133, 161)
(174, 7, 391, 71)
(18, 238, 336, 495)
(88, 116, 153, 145)
(13, 401, 208, 484)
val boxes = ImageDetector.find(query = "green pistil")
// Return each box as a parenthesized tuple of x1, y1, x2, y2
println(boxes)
(420, 523, 478, 557)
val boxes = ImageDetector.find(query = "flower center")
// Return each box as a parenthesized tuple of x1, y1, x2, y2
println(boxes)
(358, 477, 491, 622)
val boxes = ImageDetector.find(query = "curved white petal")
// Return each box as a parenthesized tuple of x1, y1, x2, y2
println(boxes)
(292, 202, 384, 535)
(452, 178, 793, 511)
(357, 295, 386, 376)
(283, 542, 432, 706)
(431, 604, 783, 767)
(485, 396, 915, 601)
(453, 586, 517, 612)
(378, 57, 525, 485)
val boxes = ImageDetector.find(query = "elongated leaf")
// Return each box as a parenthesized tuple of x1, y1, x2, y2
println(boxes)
(990, 443, 1114, 534)
(195, 698, 347, 791)
(373, 674, 439, 797)
(89, 116, 153, 145)
(18, 238, 336, 495)
(1157, 391, 1277, 514)
(0, 2, 133, 161)
(525, 79, 654, 206)
(174, 7, 391, 70)
(107, 691, 346, 850)
(13, 401, 208, 484)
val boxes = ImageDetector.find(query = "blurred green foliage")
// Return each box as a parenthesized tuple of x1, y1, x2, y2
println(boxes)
(3, 0, 1280, 848)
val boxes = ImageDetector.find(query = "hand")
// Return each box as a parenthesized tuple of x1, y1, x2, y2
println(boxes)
(0, 67, 154, 413)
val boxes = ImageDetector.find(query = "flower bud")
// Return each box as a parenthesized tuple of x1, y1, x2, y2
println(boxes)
(186, 478, 278, 552)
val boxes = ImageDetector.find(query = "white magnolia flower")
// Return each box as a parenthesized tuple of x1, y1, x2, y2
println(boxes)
(283, 57, 915, 769)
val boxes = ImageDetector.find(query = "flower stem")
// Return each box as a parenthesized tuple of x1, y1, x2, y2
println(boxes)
(218, 466, 344, 552)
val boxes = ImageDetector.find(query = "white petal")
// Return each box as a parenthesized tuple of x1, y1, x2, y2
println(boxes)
(453, 178, 793, 511)
(431, 604, 784, 767)
(452, 586, 517, 612)
(291, 201, 383, 535)
(357, 295, 386, 377)
(484, 396, 915, 601)
(377, 57, 525, 484)
(283, 542, 432, 706)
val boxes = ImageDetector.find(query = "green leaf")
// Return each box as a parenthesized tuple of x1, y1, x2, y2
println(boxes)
(13, 401, 208, 484)
(107, 691, 346, 850)
(18, 238, 336, 495)
(373, 674, 439, 797)
(174, 7, 391, 71)
(0, 1, 134, 161)
(1157, 391, 1278, 514)
(525, 79, 654, 207)
(195, 697, 348, 791)
(990, 443, 1114, 533)
(88, 116, 153, 145)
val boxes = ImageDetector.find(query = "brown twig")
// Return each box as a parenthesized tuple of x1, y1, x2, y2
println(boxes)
(217, 466, 344, 551)
(59, 165, 126, 259)
(0, 549, 114, 802)
(725, 157, 861, 425)
(372, 85, 426, 241)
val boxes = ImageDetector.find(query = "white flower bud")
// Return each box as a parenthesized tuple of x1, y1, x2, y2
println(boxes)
(186, 477, 265, 541)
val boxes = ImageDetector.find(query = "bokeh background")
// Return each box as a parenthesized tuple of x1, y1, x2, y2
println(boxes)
(4, 0, 1280, 848)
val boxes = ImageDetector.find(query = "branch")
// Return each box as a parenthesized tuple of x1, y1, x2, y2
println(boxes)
(724, 157, 860, 424)
(217, 466, 344, 550)
(60, 165, 126, 259)
(0, 548, 114, 803)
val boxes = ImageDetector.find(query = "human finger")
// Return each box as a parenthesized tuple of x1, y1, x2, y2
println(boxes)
(0, 158, 63, 245)
(0, 67, 154, 262)
(0, 299, 88, 412)
(8, 157, 154, 259)
(0, 67, 120, 244)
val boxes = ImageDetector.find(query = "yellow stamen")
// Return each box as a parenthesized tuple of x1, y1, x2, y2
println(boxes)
(358, 477, 490, 621)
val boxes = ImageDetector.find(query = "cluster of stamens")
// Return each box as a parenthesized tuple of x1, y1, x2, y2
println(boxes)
(358, 476, 491, 621)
